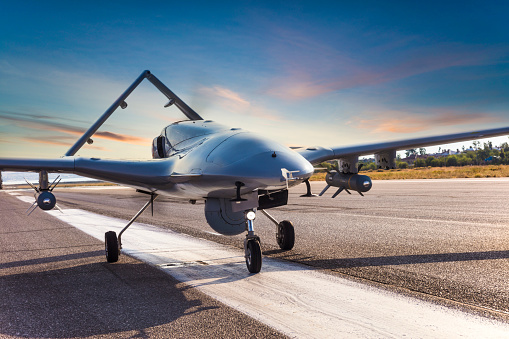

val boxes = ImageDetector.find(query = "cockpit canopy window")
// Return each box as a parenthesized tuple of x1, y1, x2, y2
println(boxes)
(164, 120, 230, 152)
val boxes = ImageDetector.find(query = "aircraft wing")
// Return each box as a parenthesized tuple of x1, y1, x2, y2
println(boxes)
(297, 126, 509, 165)
(0, 157, 198, 191)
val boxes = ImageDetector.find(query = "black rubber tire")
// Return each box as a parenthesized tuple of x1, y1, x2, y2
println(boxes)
(277, 220, 295, 250)
(245, 239, 262, 273)
(105, 231, 119, 263)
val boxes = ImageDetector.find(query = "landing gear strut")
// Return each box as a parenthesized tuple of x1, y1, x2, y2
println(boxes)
(300, 179, 317, 197)
(244, 210, 262, 273)
(104, 193, 158, 263)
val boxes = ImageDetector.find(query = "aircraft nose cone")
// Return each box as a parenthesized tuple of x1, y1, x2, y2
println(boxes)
(205, 132, 314, 189)
(235, 150, 313, 179)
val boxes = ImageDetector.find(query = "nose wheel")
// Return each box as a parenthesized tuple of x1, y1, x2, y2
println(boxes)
(245, 238, 262, 273)
(244, 209, 262, 273)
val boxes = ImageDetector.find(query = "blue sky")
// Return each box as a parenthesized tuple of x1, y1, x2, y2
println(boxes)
(1, 1, 508, 159)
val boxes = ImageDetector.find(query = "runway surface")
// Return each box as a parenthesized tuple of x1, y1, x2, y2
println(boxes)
(2, 178, 509, 337)
(0, 191, 284, 338)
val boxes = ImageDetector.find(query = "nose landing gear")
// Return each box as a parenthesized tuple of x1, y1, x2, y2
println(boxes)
(243, 209, 296, 273)
(244, 210, 262, 273)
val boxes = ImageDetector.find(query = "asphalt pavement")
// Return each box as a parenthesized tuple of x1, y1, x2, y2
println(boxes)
(0, 190, 285, 338)
(2, 178, 509, 337)
(35, 179, 509, 318)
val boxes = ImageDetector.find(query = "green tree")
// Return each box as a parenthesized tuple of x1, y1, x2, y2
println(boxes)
(477, 147, 491, 163)
(458, 154, 471, 166)
(414, 159, 426, 167)
(418, 148, 426, 155)
(430, 158, 441, 167)
(445, 155, 458, 167)
(364, 162, 377, 170)
(425, 156, 435, 166)
(501, 142, 509, 152)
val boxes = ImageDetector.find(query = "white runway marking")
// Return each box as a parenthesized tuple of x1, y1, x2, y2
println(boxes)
(10, 193, 509, 338)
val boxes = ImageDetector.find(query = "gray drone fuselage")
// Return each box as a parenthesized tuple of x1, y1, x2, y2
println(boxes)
(149, 119, 314, 199)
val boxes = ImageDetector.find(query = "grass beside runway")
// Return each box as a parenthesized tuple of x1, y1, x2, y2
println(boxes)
(311, 164, 509, 180)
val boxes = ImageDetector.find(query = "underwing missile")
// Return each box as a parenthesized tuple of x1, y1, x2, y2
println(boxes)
(319, 171, 372, 198)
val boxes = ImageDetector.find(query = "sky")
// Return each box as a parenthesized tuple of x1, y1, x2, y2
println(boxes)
(1, 1, 509, 159)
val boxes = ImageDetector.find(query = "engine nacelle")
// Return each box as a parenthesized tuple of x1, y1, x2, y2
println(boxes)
(325, 172, 372, 193)
(204, 198, 246, 235)
(37, 191, 56, 210)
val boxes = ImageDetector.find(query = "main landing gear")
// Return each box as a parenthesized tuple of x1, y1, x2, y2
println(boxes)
(105, 192, 158, 263)
(244, 209, 295, 273)
(259, 209, 295, 251)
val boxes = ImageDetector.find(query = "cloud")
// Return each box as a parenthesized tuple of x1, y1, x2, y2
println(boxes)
(20, 136, 111, 151)
(21, 135, 75, 147)
(350, 110, 502, 134)
(198, 85, 282, 121)
(0, 111, 152, 146)
(262, 27, 509, 100)
(201, 86, 250, 107)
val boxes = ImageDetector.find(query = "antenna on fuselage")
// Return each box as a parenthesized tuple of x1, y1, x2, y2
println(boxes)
(65, 70, 202, 156)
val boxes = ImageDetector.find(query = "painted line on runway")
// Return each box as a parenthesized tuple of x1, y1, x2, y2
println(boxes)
(320, 210, 508, 228)
(9, 192, 509, 338)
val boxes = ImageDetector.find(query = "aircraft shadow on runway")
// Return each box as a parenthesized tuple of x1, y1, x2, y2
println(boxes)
(0, 250, 103, 269)
(292, 250, 509, 268)
(0, 259, 225, 338)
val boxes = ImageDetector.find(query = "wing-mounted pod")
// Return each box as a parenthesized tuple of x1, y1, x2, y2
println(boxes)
(319, 169, 372, 198)
(319, 156, 372, 198)
(375, 149, 396, 169)
(25, 170, 62, 215)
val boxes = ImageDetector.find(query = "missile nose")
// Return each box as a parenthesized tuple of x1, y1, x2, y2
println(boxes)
(37, 191, 56, 210)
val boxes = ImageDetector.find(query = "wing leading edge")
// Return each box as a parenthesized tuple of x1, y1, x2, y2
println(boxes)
(0, 157, 199, 191)
(297, 126, 509, 165)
